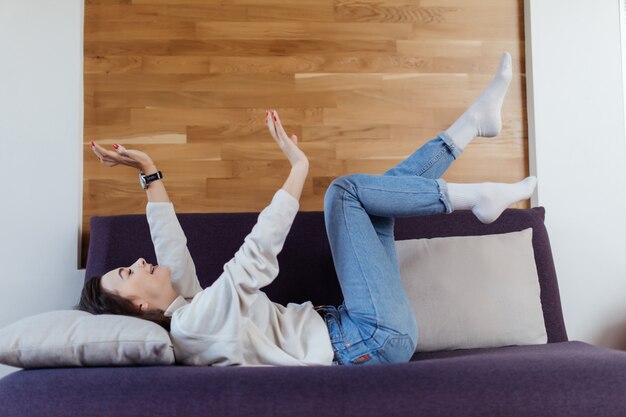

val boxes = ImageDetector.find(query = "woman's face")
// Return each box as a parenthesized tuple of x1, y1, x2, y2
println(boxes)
(100, 257, 174, 312)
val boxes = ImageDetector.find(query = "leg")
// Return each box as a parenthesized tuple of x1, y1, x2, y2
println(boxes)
(321, 51, 518, 364)
(382, 132, 461, 179)
(374, 50, 514, 264)
(322, 173, 452, 365)
(360, 133, 460, 287)
(321, 171, 537, 366)
(377, 132, 460, 267)
(383, 51, 513, 180)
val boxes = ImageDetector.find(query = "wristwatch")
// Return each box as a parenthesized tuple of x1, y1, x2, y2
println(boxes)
(139, 170, 163, 189)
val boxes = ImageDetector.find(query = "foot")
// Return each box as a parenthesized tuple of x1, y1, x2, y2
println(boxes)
(472, 175, 537, 224)
(444, 51, 513, 148)
(469, 51, 513, 138)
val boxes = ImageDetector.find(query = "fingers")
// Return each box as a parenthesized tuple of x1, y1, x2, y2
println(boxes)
(92, 142, 117, 160)
(271, 110, 289, 141)
(115, 144, 136, 159)
(267, 109, 295, 149)
(113, 145, 144, 168)
(91, 142, 117, 165)
(91, 142, 136, 167)
(266, 109, 282, 145)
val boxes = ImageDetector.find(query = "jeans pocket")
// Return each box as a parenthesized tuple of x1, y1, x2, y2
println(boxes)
(374, 334, 415, 364)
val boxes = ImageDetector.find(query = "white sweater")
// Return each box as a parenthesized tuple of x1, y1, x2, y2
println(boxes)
(145, 188, 335, 367)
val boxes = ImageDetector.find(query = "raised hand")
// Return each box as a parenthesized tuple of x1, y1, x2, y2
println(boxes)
(265, 109, 308, 167)
(91, 141, 156, 172)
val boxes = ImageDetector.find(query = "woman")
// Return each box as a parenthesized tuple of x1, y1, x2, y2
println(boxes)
(79, 51, 537, 366)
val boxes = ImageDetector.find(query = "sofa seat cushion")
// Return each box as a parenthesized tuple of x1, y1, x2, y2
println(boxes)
(0, 341, 624, 417)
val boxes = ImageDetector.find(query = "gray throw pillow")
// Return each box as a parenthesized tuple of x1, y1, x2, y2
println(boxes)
(0, 310, 174, 368)
(394, 227, 548, 352)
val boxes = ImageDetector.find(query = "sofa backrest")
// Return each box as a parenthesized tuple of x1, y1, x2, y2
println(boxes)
(84, 206, 568, 343)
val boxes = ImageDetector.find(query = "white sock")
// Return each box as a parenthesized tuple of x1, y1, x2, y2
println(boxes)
(444, 51, 513, 150)
(446, 176, 537, 224)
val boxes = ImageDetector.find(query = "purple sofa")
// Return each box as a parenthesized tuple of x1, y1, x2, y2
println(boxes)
(1, 206, 625, 417)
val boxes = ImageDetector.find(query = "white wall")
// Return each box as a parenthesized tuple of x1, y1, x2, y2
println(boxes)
(525, 0, 626, 349)
(0, 0, 85, 378)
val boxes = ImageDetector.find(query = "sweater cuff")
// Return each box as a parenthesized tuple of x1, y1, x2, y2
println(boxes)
(276, 188, 300, 209)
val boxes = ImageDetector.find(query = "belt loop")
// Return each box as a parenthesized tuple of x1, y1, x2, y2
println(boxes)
(314, 305, 327, 321)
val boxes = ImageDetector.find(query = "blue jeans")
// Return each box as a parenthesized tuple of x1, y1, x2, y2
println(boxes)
(316, 131, 462, 366)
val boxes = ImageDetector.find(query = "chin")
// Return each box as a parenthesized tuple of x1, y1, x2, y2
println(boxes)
(157, 265, 172, 279)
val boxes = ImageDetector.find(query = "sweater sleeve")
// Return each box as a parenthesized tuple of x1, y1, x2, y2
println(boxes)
(146, 202, 204, 298)
(222, 188, 299, 296)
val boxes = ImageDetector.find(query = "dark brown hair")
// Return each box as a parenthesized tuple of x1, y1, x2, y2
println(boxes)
(76, 275, 172, 332)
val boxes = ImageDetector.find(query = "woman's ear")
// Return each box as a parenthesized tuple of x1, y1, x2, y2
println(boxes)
(136, 300, 149, 313)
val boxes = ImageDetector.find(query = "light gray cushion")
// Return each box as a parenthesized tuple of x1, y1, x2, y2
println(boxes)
(0, 310, 174, 368)
(394, 227, 547, 352)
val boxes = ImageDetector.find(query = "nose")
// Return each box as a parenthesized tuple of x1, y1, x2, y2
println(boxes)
(137, 258, 152, 271)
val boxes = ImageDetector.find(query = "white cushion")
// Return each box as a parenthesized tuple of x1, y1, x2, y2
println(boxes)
(0, 310, 175, 368)
(394, 227, 547, 352)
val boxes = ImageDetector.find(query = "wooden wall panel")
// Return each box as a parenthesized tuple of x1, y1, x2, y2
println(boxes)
(82, 0, 528, 268)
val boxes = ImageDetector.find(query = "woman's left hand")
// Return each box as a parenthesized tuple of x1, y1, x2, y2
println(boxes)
(91, 142, 156, 172)
(266, 109, 309, 167)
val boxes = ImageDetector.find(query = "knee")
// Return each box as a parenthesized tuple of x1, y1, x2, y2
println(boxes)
(330, 175, 355, 190)
(327, 174, 364, 193)
(324, 175, 355, 205)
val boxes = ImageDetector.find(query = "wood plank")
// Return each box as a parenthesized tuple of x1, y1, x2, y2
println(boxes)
(186, 123, 303, 143)
(85, 4, 246, 22)
(85, 41, 171, 56)
(84, 125, 187, 142)
(220, 141, 335, 161)
(295, 73, 383, 92)
(196, 22, 413, 41)
(130, 107, 323, 127)
(85, 108, 131, 126)
(301, 124, 391, 142)
(85, 21, 196, 42)
(246, 2, 334, 22)
(142, 56, 212, 74)
(334, 1, 458, 24)
(84, 56, 142, 74)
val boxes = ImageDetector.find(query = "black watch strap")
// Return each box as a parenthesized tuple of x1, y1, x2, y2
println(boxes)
(140, 170, 163, 189)
(142, 171, 162, 181)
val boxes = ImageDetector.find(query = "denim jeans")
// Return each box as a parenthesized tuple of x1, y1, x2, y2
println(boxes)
(316, 131, 462, 366)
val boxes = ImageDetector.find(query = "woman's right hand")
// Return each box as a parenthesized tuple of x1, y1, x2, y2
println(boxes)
(266, 109, 309, 168)
(91, 141, 156, 172)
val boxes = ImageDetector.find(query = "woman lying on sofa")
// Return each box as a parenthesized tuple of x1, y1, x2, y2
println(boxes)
(79, 51, 537, 367)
